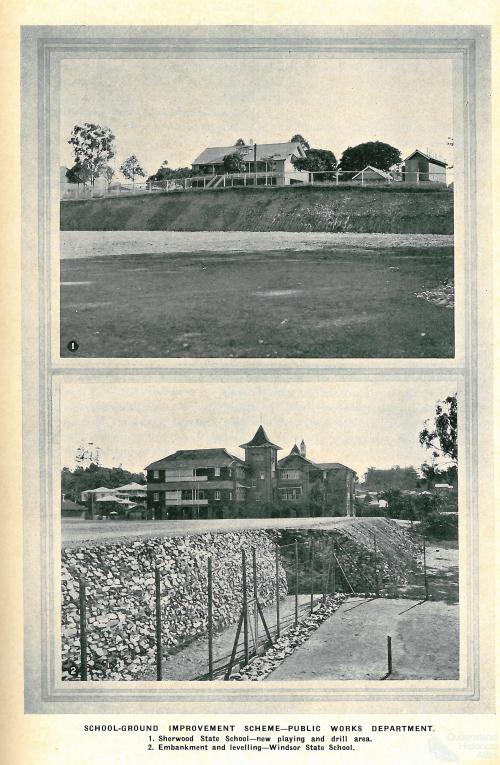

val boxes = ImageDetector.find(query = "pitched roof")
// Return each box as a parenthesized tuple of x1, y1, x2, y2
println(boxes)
(314, 462, 355, 473)
(240, 425, 281, 450)
(351, 165, 392, 180)
(82, 486, 116, 495)
(114, 482, 146, 492)
(403, 149, 448, 168)
(278, 450, 317, 468)
(192, 142, 306, 166)
(145, 448, 244, 470)
(289, 444, 301, 455)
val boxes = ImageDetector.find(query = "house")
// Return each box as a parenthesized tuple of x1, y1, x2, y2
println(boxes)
(403, 150, 447, 183)
(146, 447, 247, 520)
(191, 141, 309, 186)
(113, 482, 147, 501)
(351, 166, 393, 183)
(145, 425, 356, 520)
(80, 486, 116, 503)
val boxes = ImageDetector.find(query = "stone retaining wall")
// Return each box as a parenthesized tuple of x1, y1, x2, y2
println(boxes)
(61, 530, 287, 680)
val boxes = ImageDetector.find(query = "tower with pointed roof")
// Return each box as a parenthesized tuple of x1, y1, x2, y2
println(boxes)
(239, 425, 281, 504)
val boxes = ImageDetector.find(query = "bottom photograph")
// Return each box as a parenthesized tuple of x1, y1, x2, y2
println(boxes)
(59, 377, 459, 683)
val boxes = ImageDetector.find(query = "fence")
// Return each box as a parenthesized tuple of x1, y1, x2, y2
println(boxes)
(61, 168, 454, 201)
(66, 532, 431, 682)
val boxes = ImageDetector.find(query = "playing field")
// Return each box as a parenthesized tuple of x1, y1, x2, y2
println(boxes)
(60, 232, 454, 358)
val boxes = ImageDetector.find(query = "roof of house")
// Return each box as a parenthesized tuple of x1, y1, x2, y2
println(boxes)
(82, 486, 116, 495)
(240, 425, 282, 450)
(145, 448, 244, 470)
(403, 149, 448, 168)
(351, 165, 392, 180)
(278, 447, 317, 468)
(314, 462, 355, 473)
(114, 482, 147, 492)
(192, 141, 306, 167)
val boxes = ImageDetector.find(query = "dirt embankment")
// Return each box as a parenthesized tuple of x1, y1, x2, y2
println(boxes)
(60, 185, 454, 234)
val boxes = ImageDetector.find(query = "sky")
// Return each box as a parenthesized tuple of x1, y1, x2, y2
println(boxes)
(60, 378, 457, 479)
(60, 57, 454, 177)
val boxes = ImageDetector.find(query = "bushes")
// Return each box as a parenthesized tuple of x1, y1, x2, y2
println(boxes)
(420, 512, 458, 541)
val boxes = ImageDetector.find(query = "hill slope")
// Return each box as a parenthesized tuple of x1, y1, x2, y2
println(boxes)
(60, 185, 454, 234)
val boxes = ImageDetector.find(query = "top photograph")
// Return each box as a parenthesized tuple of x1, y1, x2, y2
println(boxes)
(59, 55, 455, 359)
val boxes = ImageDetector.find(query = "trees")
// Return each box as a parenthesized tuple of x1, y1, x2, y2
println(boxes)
(68, 123, 115, 187)
(146, 160, 193, 184)
(339, 141, 401, 171)
(61, 464, 146, 503)
(363, 465, 418, 492)
(419, 394, 458, 465)
(222, 152, 246, 174)
(291, 134, 310, 150)
(120, 154, 146, 187)
(234, 138, 246, 146)
(292, 148, 337, 180)
(65, 162, 92, 189)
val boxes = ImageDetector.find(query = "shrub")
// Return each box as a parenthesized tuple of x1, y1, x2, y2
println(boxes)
(420, 511, 458, 541)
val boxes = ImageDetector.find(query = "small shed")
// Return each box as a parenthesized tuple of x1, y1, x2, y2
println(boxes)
(403, 150, 447, 183)
(351, 166, 392, 183)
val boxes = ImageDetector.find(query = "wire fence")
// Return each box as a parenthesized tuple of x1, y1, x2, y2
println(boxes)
(61, 168, 455, 201)
(66, 532, 431, 682)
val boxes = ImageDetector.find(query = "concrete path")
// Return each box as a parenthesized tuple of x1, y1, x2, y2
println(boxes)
(266, 597, 459, 681)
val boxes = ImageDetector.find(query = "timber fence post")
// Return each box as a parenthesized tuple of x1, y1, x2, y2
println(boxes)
(242, 549, 249, 665)
(275, 545, 280, 639)
(208, 557, 213, 680)
(373, 533, 380, 597)
(310, 540, 315, 614)
(294, 541, 299, 626)
(387, 635, 392, 676)
(252, 548, 259, 656)
(78, 577, 88, 681)
(155, 567, 163, 681)
(423, 536, 429, 601)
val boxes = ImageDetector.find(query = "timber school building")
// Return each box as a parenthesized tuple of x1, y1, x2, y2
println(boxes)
(145, 426, 356, 520)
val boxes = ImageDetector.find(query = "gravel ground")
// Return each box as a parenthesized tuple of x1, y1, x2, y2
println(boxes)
(60, 230, 454, 260)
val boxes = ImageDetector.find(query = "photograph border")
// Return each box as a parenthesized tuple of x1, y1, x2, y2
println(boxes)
(20, 24, 492, 714)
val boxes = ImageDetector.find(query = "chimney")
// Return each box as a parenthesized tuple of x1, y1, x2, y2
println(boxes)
(300, 439, 306, 457)
(249, 138, 253, 145)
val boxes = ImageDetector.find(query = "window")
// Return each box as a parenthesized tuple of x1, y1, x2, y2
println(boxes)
(260, 472, 265, 481)
(214, 467, 220, 477)
(214, 490, 221, 500)
(278, 487, 302, 501)
(229, 491, 233, 501)
(153, 470, 160, 480)
(280, 469, 300, 480)
(153, 492, 160, 501)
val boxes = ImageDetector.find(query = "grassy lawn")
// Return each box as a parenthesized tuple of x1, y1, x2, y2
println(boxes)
(60, 245, 454, 358)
